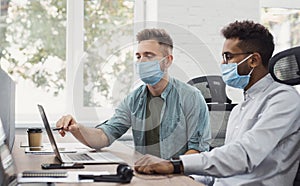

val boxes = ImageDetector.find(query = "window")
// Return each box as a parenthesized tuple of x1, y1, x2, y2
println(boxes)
(0, 0, 67, 126)
(1, 1, 299, 127)
(261, 7, 300, 54)
(69, 0, 135, 125)
(0, 0, 135, 127)
(83, 0, 135, 108)
(261, 3, 300, 92)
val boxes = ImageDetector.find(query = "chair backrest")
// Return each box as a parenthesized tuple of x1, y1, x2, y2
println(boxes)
(269, 46, 300, 85)
(187, 75, 237, 149)
(206, 104, 236, 148)
(187, 75, 232, 104)
(268, 46, 300, 186)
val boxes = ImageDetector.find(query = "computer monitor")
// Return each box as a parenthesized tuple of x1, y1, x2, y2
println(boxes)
(0, 68, 15, 151)
(0, 119, 18, 186)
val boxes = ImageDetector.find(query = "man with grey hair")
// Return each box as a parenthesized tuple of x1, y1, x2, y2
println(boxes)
(56, 28, 211, 159)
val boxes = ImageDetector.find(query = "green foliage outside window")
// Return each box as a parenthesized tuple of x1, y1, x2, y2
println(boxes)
(83, 0, 134, 107)
(0, 0, 134, 107)
(1, 0, 66, 96)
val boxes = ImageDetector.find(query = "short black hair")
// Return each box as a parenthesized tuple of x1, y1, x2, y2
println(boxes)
(136, 28, 173, 55)
(221, 20, 274, 67)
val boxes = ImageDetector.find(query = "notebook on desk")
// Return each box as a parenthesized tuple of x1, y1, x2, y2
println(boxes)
(37, 104, 125, 164)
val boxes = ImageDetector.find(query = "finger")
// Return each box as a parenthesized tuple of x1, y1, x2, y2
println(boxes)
(136, 165, 148, 174)
(56, 118, 66, 137)
(142, 166, 155, 174)
(56, 117, 64, 128)
(58, 130, 65, 137)
(134, 164, 146, 173)
(61, 115, 73, 130)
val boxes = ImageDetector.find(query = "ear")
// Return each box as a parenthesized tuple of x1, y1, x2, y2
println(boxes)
(249, 52, 262, 68)
(164, 55, 173, 68)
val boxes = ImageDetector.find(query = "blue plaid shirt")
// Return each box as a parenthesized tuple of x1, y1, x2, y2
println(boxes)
(98, 77, 211, 159)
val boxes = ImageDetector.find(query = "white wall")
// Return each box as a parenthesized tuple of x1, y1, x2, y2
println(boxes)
(135, 0, 260, 102)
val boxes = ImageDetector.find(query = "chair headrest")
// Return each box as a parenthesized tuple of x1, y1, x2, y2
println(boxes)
(187, 75, 232, 104)
(269, 46, 300, 86)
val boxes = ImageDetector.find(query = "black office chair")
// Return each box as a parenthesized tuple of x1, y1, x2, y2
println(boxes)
(187, 75, 237, 149)
(268, 46, 300, 186)
(269, 46, 300, 85)
(187, 75, 232, 104)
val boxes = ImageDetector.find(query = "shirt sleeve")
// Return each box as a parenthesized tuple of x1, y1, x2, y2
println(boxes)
(180, 87, 300, 177)
(97, 97, 131, 145)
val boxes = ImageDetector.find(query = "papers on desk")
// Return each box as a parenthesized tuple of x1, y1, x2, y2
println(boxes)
(21, 143, 94, 154)
(17, 171, 110, 183)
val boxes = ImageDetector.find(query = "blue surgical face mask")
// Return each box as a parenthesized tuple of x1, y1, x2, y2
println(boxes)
(135, 57, 166, 86)
(221, 54, 254, 89)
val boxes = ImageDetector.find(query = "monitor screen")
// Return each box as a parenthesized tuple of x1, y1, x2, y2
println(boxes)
(0, 119, 18, 186)
(0, 68, 16, 151)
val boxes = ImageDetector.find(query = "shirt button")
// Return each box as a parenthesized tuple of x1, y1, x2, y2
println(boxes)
(241, 107, 245, 110)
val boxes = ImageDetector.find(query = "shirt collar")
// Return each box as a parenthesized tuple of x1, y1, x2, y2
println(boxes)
(244, 74, 274, 100)
(140, 76, 173, 100)
(161, 76, 173, 99)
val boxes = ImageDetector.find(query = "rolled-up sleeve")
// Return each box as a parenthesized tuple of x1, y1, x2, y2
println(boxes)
(97, 98, 131, 145)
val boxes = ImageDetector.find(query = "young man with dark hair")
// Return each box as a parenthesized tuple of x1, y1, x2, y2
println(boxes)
(56, 28, 211, 160)
(135, 21, 300, 186)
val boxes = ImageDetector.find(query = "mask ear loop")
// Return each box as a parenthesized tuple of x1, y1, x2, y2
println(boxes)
(237, 54, 254, 66)
(237, 54, 255, 76)
(159, 56, 168, 64)
(159, 56, 169, 73)
(248, 67, 255, 75)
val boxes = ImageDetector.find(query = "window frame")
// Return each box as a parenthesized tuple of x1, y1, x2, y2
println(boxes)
(12, 0, 299, 127)
(66, 0, 142, 126)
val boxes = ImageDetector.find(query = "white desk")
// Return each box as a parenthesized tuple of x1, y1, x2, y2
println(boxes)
(13, 128, 203, 185)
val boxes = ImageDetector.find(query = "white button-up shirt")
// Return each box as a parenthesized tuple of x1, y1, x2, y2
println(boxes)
(181, 74, 300, 186)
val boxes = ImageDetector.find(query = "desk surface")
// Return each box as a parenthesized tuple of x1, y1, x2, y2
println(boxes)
(13, 129, 203, 185)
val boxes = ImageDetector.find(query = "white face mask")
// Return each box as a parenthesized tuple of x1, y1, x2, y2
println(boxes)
(221, 54, 254, 89)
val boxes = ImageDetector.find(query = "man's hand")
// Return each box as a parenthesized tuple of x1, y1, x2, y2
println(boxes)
(55, 115, 109, 149)
(134, 154, 174, 174)
(184, 149, 200, 155)
(56, 115, 79, 137)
